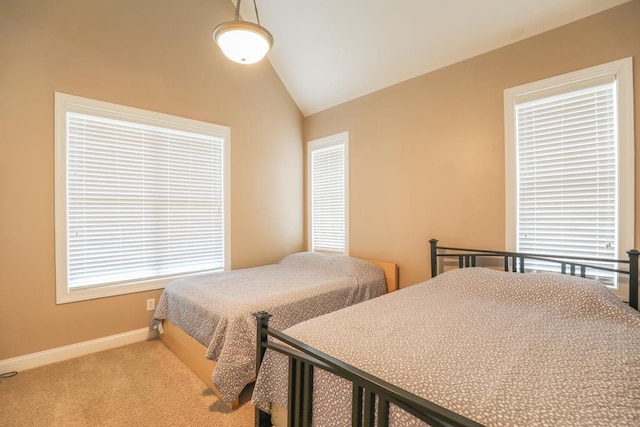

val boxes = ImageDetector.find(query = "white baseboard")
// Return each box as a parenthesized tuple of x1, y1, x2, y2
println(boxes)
(0, 327, 158, 374)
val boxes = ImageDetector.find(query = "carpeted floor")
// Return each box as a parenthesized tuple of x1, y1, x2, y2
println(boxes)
(0, 339, 255, 426)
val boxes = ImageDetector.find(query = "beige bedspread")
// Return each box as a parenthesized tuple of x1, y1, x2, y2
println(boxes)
(152, 252, 386, 404)
(252, 267, 640, 426)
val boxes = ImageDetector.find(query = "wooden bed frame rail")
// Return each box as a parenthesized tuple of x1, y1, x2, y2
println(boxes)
(429, 239, 640, 310)
(254, 311, 483, 427)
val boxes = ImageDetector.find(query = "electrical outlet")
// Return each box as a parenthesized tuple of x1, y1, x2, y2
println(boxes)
(146, 298, 155, 311)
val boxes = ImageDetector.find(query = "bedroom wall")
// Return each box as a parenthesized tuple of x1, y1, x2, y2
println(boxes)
(303, 0, 640, 288)
(0, 0, 303, 360)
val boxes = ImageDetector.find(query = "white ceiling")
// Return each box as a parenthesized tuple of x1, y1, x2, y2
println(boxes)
(237, 0, 630, 116)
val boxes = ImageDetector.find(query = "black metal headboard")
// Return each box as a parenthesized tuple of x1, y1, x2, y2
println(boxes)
(429, 239, 639, 310)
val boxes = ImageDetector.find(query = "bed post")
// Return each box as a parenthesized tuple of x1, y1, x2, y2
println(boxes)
(255, 311, 272, 427)
(429, 239, 439, 277)
(628, 249, 639, 310)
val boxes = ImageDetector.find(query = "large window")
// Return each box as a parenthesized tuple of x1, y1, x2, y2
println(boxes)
(55, 93, 230, 303)
(307, 132, 349, 254)
(504, 58, 634, 287)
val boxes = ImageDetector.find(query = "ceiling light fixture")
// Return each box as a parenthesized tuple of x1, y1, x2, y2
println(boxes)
(212, 0, 273, 65)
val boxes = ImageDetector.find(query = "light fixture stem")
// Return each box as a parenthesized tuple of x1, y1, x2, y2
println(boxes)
(234, 0, 241, 21)
(253, 0, 261, 25)
(232, 0, 262, 25)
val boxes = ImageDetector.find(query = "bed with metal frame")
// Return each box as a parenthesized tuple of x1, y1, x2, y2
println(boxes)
(254, 239, 640, 427)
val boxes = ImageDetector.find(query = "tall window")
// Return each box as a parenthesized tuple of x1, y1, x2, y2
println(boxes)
(504, 58, 634, 287)
(55, 93, 230, 303)
(308, 132, 349, 254)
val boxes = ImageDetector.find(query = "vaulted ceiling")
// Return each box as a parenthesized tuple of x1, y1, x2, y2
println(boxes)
(234, 0, 631, 116)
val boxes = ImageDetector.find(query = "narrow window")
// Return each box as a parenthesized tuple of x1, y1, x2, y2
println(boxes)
(55, 93, 230, 303)
(504, 58, 634, 288)
(308, 132, 349, 254)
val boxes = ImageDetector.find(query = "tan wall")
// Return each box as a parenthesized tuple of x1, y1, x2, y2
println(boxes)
(0, 0, 303, 360)
(304, 1, 640, 288)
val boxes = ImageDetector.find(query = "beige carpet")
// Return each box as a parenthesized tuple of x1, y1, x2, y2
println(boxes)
(0, 339, 255, 426)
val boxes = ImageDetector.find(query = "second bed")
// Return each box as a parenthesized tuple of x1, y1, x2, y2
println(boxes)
(151, 251, 398, 406)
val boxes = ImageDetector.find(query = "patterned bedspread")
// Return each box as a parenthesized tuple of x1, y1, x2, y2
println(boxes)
(152, 252, 386, 404)
(252, 267, 640, 426)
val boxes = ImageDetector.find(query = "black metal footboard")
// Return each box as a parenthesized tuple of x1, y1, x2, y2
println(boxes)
(254, 311, 484, 427)
(429, 239, 640, 310)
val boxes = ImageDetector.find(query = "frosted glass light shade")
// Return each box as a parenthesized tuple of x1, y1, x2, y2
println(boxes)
(213, 21, 273, 64)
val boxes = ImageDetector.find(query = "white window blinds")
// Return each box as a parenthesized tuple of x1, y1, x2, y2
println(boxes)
(505, 58, 634, 290)
(66, 112, 226, 289)
(309, 134, 348, 254)
(514, 77, 617, 278)
(55, 93, 230, 303)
